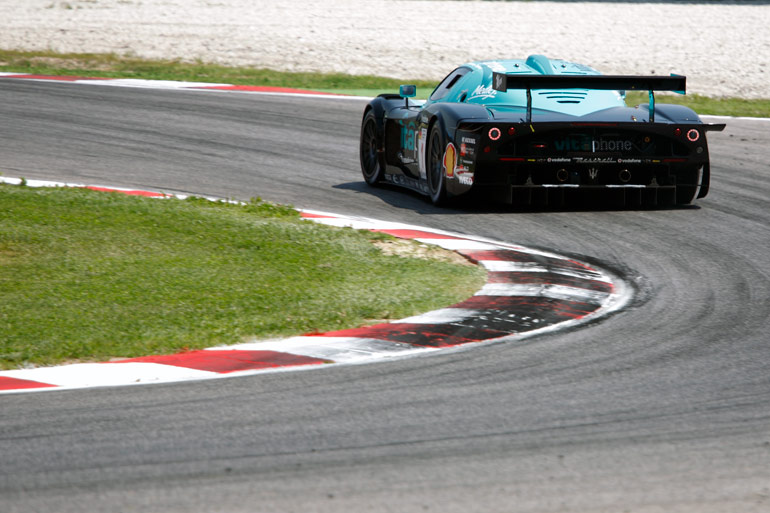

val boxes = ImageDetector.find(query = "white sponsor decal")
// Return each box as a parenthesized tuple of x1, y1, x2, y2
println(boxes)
(418, 128, 428, 179)
(456, 165, 474, 186)
(458, 174, 474, 186)
(468, 84, 497, 101)
(592, 138, 633, 152)
(456, 164, 470, 173)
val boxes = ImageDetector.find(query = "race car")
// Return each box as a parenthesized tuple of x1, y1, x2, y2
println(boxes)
(359, 55, 725, 207)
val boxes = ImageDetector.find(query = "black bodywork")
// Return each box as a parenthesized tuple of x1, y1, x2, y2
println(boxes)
(359, 68, 725, 208)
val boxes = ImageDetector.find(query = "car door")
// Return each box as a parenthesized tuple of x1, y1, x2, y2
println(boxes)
(384, 101, 424, 180)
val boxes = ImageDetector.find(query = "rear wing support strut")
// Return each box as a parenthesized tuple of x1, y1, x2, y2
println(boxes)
(492, 73, 687, 123)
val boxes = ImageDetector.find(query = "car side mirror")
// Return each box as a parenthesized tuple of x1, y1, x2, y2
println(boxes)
(399, 85, 417, 107)
(399, 85, 417, 98)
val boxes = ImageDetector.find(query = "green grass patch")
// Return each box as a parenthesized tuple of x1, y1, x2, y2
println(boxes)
(624, 91, 770, 118)
(0, 185, 486, 369)
(0, 49, 437, 94)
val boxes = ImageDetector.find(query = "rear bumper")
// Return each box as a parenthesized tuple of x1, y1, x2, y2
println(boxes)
(475, 182, 679, 207)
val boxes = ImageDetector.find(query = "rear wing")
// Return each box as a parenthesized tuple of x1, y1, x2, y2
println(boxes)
(491, 73, 686, 123)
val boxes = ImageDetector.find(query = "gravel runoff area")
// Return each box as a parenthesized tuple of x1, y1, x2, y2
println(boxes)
(0, 0, 768, 98)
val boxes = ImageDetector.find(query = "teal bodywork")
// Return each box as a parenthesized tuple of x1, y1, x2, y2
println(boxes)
(430, 55, 627, 118)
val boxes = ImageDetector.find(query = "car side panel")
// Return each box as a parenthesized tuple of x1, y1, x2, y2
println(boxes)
(419, 103, 493, 198)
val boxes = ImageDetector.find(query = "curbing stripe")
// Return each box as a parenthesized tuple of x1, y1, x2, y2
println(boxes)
(210, 337, 436, 364)
(478, 260, 607, 281)
(393, 308, 483, 325)
(1, 362, 219, 389)
(475, 283, 610, 304)
(0, 181, 633, 394)
(117, 350, 331, 372)
(0, 376, 58, 391)
(0, 73, 368, 100)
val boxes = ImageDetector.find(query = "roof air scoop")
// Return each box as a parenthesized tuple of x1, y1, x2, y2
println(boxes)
(526, 54, 555, 75)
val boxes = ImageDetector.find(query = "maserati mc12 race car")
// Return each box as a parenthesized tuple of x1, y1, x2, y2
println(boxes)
(359, 55, 725, 207)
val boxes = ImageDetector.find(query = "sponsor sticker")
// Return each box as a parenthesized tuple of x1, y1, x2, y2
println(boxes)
(443, 143, 457, 178)
(418, 128, 428, 179)
(592, 138, 633, 152)
(459, 136, 476, 158)
(458, 174, 474, 186)
(456, 164, 474, 186)
(468, 84, 497, 101)
(399, 120, 417, 151)
(553, 135, 640, 153)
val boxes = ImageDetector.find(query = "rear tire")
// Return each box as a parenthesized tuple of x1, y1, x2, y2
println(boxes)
(360, 111, 385, 185)
(675, 167, 701, 205)
(697, 164, 710, 199)
(427, 124, 448, 205)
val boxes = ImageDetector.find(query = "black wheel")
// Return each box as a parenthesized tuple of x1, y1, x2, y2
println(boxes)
(426, 124, 448, 205)
(360, 111, 385, 185)
(697, 164, 710, 199)
(675, 167, 700, 204)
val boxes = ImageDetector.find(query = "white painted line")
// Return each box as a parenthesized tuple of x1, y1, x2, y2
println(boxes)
(303, 216, 419, 231)
(75, 78, 233, 89)
(702, 114, 770, 122)
(211, 336, 436, 363)
(0, 362, 216, 388)
(476, 283, 609, 304)
(393, 308, 482, 324)
(0, 177, 70, 187)
(195, 90, 370, 101)
(415, 238, 501, 251)
(479, 260, 607, 281)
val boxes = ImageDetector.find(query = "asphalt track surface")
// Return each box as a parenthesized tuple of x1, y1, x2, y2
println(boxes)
(1, 80, 769, 512)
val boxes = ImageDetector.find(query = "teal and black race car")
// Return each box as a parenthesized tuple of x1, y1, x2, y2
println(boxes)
(359, 55, 725, 207)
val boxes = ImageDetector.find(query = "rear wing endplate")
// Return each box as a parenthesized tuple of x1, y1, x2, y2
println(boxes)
(491, 73, 687, 123)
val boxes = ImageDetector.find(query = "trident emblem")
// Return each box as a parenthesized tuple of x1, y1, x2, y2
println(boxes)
(494, 73, 505, 91)
(588, 168, 599, 180)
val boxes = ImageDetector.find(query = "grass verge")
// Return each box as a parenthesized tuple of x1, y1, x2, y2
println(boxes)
(1, 49, 767, 117)
(0, 49, 437, 92)
(624, 91, 770, 118)
(0, 185, 487, 369)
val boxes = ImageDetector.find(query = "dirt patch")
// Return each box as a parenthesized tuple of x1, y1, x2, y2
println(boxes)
(373, 238, 476, 267)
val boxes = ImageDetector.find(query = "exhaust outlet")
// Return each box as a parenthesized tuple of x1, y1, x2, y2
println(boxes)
(619, 169, 632, 183)
(556, 168, 569, 183)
